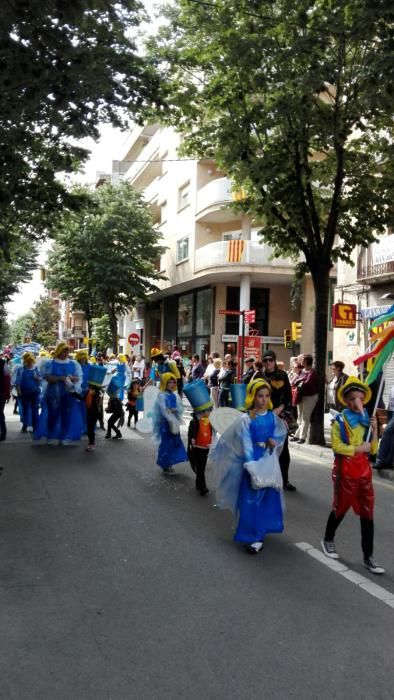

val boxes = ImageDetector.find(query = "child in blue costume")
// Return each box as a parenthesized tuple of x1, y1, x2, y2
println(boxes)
(212, 379, 287, 555)
(152, 372, 187, 474)
(76, 349, 90, 433)
(14, 351, 42, 432)
(34, 342, 83, 445)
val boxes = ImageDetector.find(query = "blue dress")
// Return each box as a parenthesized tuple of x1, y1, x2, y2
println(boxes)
(211, 409, 287, 544)
(153, 391, 187, 469)
(34, 359, 83, 442)
(78, 363, 90, 433)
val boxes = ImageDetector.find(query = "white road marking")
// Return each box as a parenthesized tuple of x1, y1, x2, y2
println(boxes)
(296, 542, 394, 608)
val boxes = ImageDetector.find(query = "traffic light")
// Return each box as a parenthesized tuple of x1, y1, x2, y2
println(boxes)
(291, 321, 302, 342)
(284, 329, 292, 348)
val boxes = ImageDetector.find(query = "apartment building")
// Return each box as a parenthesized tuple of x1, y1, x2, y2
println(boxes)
(333, 232, 394, 404)
(114, 124, 332, 364)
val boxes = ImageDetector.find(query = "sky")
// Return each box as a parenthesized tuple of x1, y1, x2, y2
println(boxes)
(6, 1, 158, 321)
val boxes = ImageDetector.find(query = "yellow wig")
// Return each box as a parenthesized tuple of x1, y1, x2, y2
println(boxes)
(245, 378, 273, 411)
(75, 349, 89, 362)
(159, 372, 177, 391)
(53, 341, 69, 358)
(22, 351, 35, 366)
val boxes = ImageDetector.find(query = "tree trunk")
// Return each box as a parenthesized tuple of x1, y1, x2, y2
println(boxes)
(87, 317, 93, 354)
(107, 306, 118, 355)
(309, 265, 331, 446)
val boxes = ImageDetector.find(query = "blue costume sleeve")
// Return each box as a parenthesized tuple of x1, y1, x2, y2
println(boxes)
(210, 413, 249, 517)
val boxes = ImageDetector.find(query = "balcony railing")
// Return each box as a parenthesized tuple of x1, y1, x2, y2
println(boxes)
(357, 259, 394, 281)
(194, 240, 294, 272)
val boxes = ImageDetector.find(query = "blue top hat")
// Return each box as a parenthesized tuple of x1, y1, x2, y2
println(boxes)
(230, 383, 247, 411)
(87, 364, 107, 388)
(183, 380, 213, 412)
(106, 373, 124, 398)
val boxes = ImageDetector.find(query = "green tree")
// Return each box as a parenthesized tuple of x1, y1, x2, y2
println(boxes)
(93, 315, 113, 353)
(151, 0, 394, 444)
(8, 313, 34, 346)
(48, 182, 165, 353)
(31, 296, 60, 348)
(0, 0, 161, 305)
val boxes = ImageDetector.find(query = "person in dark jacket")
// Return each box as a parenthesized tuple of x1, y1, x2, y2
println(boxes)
(105, 396, 124, 439)
(262, 350, 296, 491)
(0, 357, 11, 441)
(218, 360, 236, 406)
(85, 385, 103, 451)
(291, 354, 318, 444)
(242, 357, 255, 384)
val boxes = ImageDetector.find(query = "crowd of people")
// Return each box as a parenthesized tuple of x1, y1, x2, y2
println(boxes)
(0, 341, 393, 574)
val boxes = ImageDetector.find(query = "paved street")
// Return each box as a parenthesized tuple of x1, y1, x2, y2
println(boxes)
(1, 405, 394, 700)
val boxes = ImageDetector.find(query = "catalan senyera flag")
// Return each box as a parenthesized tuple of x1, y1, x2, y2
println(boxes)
(227, 239, 245, 263)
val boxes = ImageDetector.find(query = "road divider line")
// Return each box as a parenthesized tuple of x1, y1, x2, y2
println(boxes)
(295, 542, 394, 609)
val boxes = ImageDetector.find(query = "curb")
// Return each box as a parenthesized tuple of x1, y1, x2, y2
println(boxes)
(289, 443, 394, 483)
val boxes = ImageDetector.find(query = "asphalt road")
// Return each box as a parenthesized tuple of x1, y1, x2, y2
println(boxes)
(1, 406, 394, 700)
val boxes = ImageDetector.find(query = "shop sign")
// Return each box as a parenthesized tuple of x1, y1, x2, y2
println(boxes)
(222, 334, 238, 343)
(238, 335, 262, 362)
(332, 303, 357, 328)
(372, 234, 394, 265)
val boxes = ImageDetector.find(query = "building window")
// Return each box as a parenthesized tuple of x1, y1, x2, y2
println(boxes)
(160, 200, 167, 224)
(178, 293, 193, 336)
(196, 288, 212, 335)
(176, 236, 189, 264)
(178, 182, 190, 211)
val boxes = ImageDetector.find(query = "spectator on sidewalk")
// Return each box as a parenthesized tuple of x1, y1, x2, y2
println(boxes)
(326, 361, 348, 413)
(190, 354, 205, 382)
(376, 384, 394, 470)
(291, 354, 318, 444)
(218, 360, 236, 406)
(209, 357, 221, 408)
(242, 357, 255, 384)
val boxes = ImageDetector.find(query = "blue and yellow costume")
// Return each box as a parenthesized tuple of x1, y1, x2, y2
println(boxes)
(34, 342, 83, 443)
(152, 372, 187, 471)
(212, 379, 287, 547)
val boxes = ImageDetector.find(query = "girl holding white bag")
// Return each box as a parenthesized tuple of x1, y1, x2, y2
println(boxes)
(210, 379, 287, 555)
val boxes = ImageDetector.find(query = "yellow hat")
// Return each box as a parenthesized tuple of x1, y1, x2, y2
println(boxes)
(245, 378, 273, 411)
(76, 349, 89, 362)
(89, 356, 96, 364)
(22, 351, 35, 365)
(337, 375, 372, 406)
(118, 354, 127, 364)
(159, 372, 177, 391)
(151, 347, 164, 359)
(53, 342, 69, 358)
(39, 350, 49, 357)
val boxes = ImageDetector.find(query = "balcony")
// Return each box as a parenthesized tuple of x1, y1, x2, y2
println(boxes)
(357, 235, 394, 283)
(123, 135, 162, 189)
(194, 240, 294, 273)
(195, 177, 237, 223)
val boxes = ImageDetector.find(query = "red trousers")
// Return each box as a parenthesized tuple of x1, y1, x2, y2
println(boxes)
(332, 453, 374, 520)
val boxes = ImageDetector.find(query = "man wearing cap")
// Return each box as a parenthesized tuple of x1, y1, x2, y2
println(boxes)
(0, 356, 11, 441)
(262, 350, 296, 491)
(242, 357, 255, 385)
(145, 348, 180, 388)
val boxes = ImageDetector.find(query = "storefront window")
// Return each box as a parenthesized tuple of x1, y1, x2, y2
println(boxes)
(178, 293, 193, 336)
(196, 288, 212, 335)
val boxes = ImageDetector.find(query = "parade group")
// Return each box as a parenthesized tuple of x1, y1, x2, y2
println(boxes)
(1, 340, 393, 576)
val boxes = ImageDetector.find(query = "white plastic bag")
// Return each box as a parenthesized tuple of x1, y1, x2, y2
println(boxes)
(244, 449, 283, 490)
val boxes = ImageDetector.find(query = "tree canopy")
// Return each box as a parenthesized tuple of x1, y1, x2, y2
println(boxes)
(0, 0, 161, 320)
(150, 0, 394, 443)
(46, 182, 166, 352)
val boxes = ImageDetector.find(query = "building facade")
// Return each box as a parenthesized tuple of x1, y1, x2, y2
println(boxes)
(113, 125, 333, 365)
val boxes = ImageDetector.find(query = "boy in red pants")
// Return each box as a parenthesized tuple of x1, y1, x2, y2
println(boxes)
(321, 376, 384, 574)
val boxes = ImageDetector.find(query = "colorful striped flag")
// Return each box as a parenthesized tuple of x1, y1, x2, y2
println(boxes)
(227, 239, 245, 263)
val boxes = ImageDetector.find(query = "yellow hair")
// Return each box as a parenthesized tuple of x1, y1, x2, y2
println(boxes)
(159, 372, 177, 391)
(245, 378, 273, 411)
(53, 341, 69, 358)
(118, 354, 127, 364)
(22, 352, 35, 365)
(76, 349, 89, 362)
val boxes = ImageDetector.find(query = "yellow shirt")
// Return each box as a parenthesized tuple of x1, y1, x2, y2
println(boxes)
(332, 419, 378, 458)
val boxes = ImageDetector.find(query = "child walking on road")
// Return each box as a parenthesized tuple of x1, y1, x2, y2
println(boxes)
(105, 396, 124, 440)
(321, 376, 384, 574)
(85, 385, 103, 452)
(152, 372, 187, 474)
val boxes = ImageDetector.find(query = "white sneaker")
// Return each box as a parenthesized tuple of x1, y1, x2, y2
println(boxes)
(47, 438, 57, 446)
(61, 439, 73, 447)
(321, 538, 339, 559)
(363, 556, 385, 575)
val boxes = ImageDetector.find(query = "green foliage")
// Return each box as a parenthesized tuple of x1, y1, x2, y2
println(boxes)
(8, 313, 34, 346)
(30, 296, 60, 347)
(0, 0, 161, 318)
(93, 315, 113, 352)
(47, 182, 165, 352)
(150, 0, 394, 443)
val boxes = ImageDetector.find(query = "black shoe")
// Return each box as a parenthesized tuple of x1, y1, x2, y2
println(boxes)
(200, 487, 209, 496)
(112, 433, 122, 439)
(289, 436, 298, 442)
(284, 482, 297, 492)
(21, 426, 27, 433)
(297, 439, 306, 444)
(245, 542, 263, 554)
(105, 434, 111, 439)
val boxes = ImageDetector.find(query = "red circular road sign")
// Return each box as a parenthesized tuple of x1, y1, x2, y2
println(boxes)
(128, 332, 140, 347)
